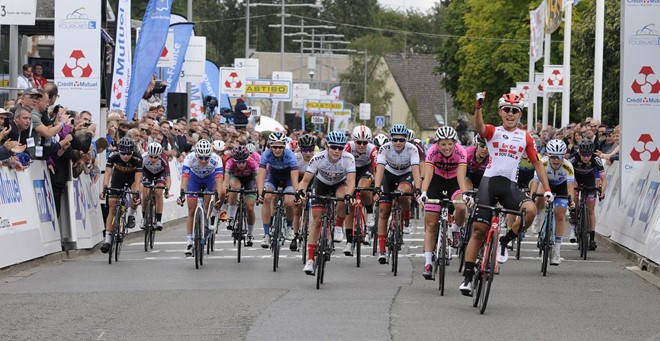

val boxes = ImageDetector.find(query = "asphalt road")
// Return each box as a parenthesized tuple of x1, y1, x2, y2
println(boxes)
(1, 209, 660, 341)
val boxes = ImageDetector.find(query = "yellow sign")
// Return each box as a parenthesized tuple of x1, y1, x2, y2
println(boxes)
(245, 84, 288, 94)
(305, 102, 342, 110)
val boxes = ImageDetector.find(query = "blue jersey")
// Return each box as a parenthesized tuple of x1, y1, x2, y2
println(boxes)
(182, 153, 224, 179)
(259, 148, 299, 180)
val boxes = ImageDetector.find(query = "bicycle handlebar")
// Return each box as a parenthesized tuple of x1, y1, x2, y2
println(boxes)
(531, 193, 572, 200)
(105, 187, 140, 196)
(354, 187, 376, 193)
(226, 188, 258, 194)
(182, 190, 217, 197)
(425, 198, 465, 205)
(306, 194, 350, 215)
(142, 182, 168, 190)
(474, 203, 524, 217)
(379, 191, 415, 197)
(575, 186, 601, 192)
(262, 189, 298, 196)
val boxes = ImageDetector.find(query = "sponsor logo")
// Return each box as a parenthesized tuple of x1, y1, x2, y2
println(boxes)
(62, 50, 93, 78)
(59, 7, 97, 30)
(547, 69, 563, 86)
(111, 4, 130, 108)
(0, 171, 22, 204)
(630, 134, 660, 161)
(627, 66, 660, 105)
(33, 171, 56, 231)
(626, 0, 660, 5)
(628, 23, 660, 46)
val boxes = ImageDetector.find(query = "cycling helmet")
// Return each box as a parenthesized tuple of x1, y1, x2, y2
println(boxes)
(407, 129, 416, 142)
(352, 125, 372, 141)
(435, 126, 458, 141)
(268, 131, 287, 145)
(389, 124, 408, 137)
(546, 139, 567, 156)
(413, 138, 422, 144)
(326, 131, 347, 145)
(195, 139, 213, 157)
(298, 134, 317, 148)
(473, 134, 486, 146)
(578, 138, 594, 154)
(232, 145, 250, 161)
(212, 140, 225, 152)
(117, 137, 134, 153)
(146, 142, 163, 157)
(373, 134, 389, 147)
(498, 93, 523, 110)
(246, 143, 256, 154)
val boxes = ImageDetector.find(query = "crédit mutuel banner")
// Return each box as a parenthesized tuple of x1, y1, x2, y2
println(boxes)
(620, 0, 660, 189)
(54, 0, 101, 135)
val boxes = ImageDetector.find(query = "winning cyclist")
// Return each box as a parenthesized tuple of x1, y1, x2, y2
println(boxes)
(568, 138, 606, 250)
(459, 93, 553, 296)
(418, 126, 469, 279)
(290, 134, 317, 251)
(343, 125, 378, 253)
(99, 137, 143, 253)
(256, 131, 300, 248)
(529, 139, 577, 265)
(373, 124, 422, 265)
(298, 131, 356, 274)
(223, 145, 258, 246)
(140, 142, 172, 231)
(177, 139, 224, 256)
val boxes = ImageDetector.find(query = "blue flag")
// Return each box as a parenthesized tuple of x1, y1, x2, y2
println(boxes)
(125, 0, 174, 121)
(161, 22, 194, 110)
(202, 60, 231, 114)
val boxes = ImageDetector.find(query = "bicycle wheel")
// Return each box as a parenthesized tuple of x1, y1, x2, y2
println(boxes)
(316, 223, 327, 289)
(541, 217, 550, 276)
(301, 206, 309, 264)
(515, 229, 522, 260)
(372, 204, 379, 256)
(149, 223, 156, 250)
(479, 230, 498, 314)
(272, 213, 281, 272)
(115, 226, 123, 263)
(236, 205, 244, 263)
(458, 222, 471, 273)
(472, 257, 483, 308)
(581, 205, 590, 260)
(113, 205, 124, 262)
(391, 216, 400, 276)
(355, 208, 363, 268)
(144, 197, 153, 252)
(194, 206, 204, 269)
(439, 222, 448, 295)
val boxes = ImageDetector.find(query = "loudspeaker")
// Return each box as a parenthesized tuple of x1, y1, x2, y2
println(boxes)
(167, 92, 188, 120)
(284, 113, 302, 131)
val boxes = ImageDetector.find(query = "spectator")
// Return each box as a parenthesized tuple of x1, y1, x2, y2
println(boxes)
(17, 64, 34, 93)
(32, 64, 48, 89)
(232, 95, 249, 129)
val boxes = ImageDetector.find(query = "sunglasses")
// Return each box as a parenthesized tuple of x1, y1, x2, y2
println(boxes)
(271, 145, 285, 150)
(501, 107, 521, 114)
(119, 151, 132, 156)
(197, 156, 210, 160)
(301, 148, 315, 153)
(140, 128, 149, 132)
(148, 155, 160, 159)
(391, 138, 406, 143)
(235, 160, 247, 164)
(579, 153, 592, 158)
(355, 140, 369, 145)
(477, 143, 487, 148)
(328, 144, 344, 150)
(549, 155, 562, 160)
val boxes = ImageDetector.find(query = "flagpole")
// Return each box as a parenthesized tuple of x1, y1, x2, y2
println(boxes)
(593, 0, 605, 122)
(542, 32, 551, 131)
(561, 2, 572, 128)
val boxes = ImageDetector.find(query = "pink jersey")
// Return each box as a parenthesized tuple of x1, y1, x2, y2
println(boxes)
(225, 157, 259, 178)
(481, 125, 539, 182)
(464, 146, 489, 174)
(425, 143, 467, 179)
(251, 151, 261, 164)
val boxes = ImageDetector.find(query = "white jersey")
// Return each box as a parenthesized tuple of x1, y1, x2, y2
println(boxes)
(295, 151, 311, 175)
(345, 141, 378, 168)
(481, 125, 539, 182)
(533, 156, 575, 186)
(376, 142, 420, 176)
(182, 152, 223, 178)
(306, 150, 356, 186)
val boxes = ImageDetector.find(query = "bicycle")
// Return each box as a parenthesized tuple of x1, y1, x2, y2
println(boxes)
(426, 198, 463, 296)
(574, 186, 600, 260)
(298, 196, 311, 264)
(142, 181, 167, 252)
(181, 189, 217, 269)
(226, 188, 257, 263)
(458, 189, 478, 273)
(469, 203, 525, 314)
(350, 187, 374, 268)
(512, 187, 531, 260)
(381, 191, 415, 277)
(371, 201, 379, 256)
(105, 187, 139, 264)
(262, 189, 297, 272)
(533, 193, 570, 276)
(306, 193, 347, 289)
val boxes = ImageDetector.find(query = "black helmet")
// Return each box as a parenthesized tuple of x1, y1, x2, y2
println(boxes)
(117, 137, 134, 153)
(298, 134, 317, 148)
(578, 138, 594, 154)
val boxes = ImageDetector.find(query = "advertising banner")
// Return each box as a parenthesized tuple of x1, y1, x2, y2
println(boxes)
(54, 0, 101, 134)
(109, 0, 132, 114)
(234, 58, 260, 79)
(181, 36, 206, 83)
(125, 0, 174, 121)
(220, 67, 246, 98)
(530, 2, 546, 62)
(620, 1, 660, 189)
(303, 99, 344, 113)
(244, 79, 292, 100)
(190, 82, 205, 120)
(545, 0, 562, 34)
(292, 83, 310, 109)
(534, 72, 545, 96)
(543, 65, 564, 93)
(516, 82, 532, 107)
(332, 111, 351, 131)
(161, 22, 194, 111)
(157, 29, 175, 68)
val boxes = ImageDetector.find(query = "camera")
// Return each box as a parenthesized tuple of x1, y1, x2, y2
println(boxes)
(83, 122, 91, 128)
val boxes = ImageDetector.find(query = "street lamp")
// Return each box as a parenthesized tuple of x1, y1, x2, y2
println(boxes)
(354, 50, 368, 104)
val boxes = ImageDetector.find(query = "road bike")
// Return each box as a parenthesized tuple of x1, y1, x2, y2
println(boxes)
(458, 189, 478, 273)
(306, 193, 347, 289)
(574, 186, 600, 260)
(182, 189, 217, 269)
(105, 187, 139, 264)
(381, 191, 414, 276)
(426, 198, 463, 296)
(298, 196, 311, 264)
(227, 188, 257, 263)
(470, 203, 525, 314)
(349, 187, 374, 268)
(142, 181, 167, 252)
(533, 193, 570, 276)
(262, 189, 297, 272)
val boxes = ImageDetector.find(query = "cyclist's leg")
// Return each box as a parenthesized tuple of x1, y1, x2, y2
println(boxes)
(261, 176, 277, 245)
(242, 176, 257, 237)
(227, 176, 241, 221)
(304, 179, 329, 273)
(333, 182, 350, 252)
(461, 177, 495, 292)
(554, 203, 568, 264)
(587, 193, 597, 247)
(141, 186, 149, 226)
(154, 178, 166, 228)
(377, 170, 396, 257)
(359, 166, 375, 225)
(102, 196, 119, 251)
(283, 180, 296, 238)
(398, 173, 413, 231)
(423, 209, 440, 272)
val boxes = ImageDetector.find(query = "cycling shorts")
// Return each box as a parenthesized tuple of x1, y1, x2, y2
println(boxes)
(425, 174, 461, 213)
(473, 176, 531, 225)
(231, 175, 257, 200)
(379, 170, 413, 203)
(186, 174, 216, 198)
(310, 177, 347, 208)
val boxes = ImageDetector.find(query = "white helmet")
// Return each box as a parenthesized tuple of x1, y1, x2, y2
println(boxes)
(373, 134, 389, 147)
(246, 143, 256, 154)
(352, 125, 372, 141)
(212, 140, 226, 152)
(195, 139, 213, 157)
(407, 129, 416, 142)
(146, 142, 162, 157)
(435, 126, 458, 141)
(546, 139, 567, 156)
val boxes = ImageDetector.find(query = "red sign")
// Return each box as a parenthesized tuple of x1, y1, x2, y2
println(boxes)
(630, 133, 660, 161)
(631, 66, 660, 94)
(62, 50, 93, 78)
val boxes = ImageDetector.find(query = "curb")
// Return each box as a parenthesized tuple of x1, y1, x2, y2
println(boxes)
(596, 233, 660, 277)
(0, 217, 186, 280)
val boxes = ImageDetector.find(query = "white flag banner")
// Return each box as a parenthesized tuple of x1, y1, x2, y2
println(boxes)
(534, 72, 545, 97)
(530, 2, 545, 63)
(543, 65, 564, 93)
(516, 82, 532, 108)
(271, 100, 279, 119)
(329, 85, 341, 100)
(109, 0, 131, 113)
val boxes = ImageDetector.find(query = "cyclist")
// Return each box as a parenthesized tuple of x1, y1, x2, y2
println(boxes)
(342, 125, 378, 253)
(529, 139, 577, 265)
(407, 129, 426, 234)
(290, 134, 317, 251)
(298, 131, 356, 274)
(373, 133, 389, 149)
(246, 142, 261, 163)
(373, 124, 422, 264)
(460, 93, 553, 296)
(99, 137, 143, 253)
(568, 138, 606, 250)
(465, 134, 490, 191)
(256, 131, 300, 248)
(140, 142, 172, 231)
(222, 145, 258, 246)
(418, 126, 469, 279)
(177, 139, 224, 256)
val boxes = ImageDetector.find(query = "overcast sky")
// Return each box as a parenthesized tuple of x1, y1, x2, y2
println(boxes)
(378, 0, 438, 13)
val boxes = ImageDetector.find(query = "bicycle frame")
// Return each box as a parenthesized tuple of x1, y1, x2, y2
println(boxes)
(352, 187, 374, 268)
(105, 187, 138, 264)
(183, 190, 216, 269)
(574, 186, 599, 260)
(426, 198, 464, 296)
(262, 189, 297, 272)
(381, 191, 414, 277)
(306, 193, 346, 289)
(226, 188, 257, 263)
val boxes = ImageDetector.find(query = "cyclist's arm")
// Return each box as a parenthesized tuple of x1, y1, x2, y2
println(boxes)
(290, 169, 300, 192)
(214, 174, 224, 199)
(345, 172, 356, 198)
(474, 107, 485, 135)
(411, 164, 421, 191)
(420, 162, 433, 193)
(102, 166, 112, 188)
(298, 171, 313, 193)
(132, 172, 143, 193)
(256, 167, 267, 195)
(532, 161, 552, 194)
(529, 179, 541, 194)
(457, 164, 469, 195)
(374, 164, 385, 189)
(222, 170, 231, 190)
(567, 181, 577, 204)
(599, 172, 607, 193)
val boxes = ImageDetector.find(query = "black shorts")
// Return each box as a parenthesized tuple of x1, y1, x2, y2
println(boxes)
(142, 171, 167, 185)
(425, 174, 460, 213)
(379, 170, 413, 203)
(310, 178, 347, 207)
(356, 164, 374, 181)
(110, 173, 136, 193)
(517, 170, 535, 189)
(466, 169, 483, 189)
(473, 176, 531, 225)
